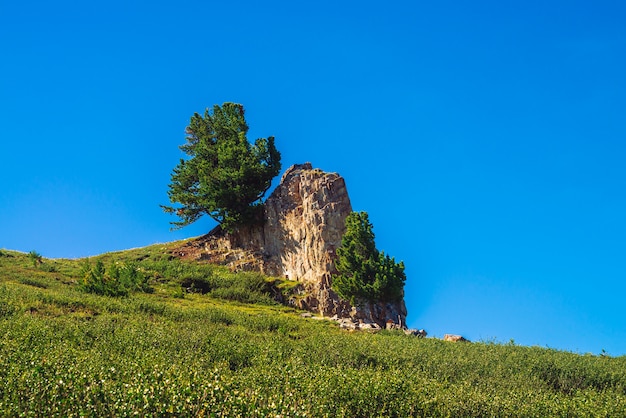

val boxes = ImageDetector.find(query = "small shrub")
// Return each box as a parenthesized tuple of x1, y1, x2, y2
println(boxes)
(181, 275, 213, 294)
(80, 259, 152, 297)
(28, 250, 43, 268)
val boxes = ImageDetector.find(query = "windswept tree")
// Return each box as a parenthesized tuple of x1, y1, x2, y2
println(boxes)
(162, 103, 281, 231)
(333, 211, 406, 306)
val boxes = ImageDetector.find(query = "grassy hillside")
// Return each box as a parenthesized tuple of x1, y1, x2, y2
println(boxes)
(1, 244, 625, 417)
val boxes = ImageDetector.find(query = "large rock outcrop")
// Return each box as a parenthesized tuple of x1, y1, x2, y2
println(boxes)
(263, 163, 351, 283)
(172, 163, 407, 327)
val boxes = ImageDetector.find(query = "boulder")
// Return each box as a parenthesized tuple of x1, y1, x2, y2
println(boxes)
(405, 329, 427, 338)
(338, 318, 357, 330)
(444, 334, 470, 343)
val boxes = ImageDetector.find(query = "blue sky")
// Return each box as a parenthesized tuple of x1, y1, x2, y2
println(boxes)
(2, 1, 625, 355)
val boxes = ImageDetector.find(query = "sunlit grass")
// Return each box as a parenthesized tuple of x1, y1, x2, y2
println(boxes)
(1, 246, 625, 416)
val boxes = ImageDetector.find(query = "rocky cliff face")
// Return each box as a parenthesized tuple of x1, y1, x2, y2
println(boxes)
(172, 163, 407, 327)
(263, 163, 351, 283)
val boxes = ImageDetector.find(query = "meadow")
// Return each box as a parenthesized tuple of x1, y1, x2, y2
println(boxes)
(1, 244, 625, 417)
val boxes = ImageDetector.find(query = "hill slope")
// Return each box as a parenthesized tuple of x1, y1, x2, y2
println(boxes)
(1, 245, 625, 417)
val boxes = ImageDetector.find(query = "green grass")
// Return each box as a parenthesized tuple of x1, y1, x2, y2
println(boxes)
(1, 245, 625, 417)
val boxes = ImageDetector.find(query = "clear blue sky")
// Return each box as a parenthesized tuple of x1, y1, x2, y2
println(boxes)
(2, 1, 625, 355)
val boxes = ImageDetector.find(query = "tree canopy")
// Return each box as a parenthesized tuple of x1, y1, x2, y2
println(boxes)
(162, 103, 281, 231)
(332, 211, 406, 305)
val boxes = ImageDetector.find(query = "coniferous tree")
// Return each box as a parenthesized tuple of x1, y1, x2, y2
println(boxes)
(333, 211, 406, 305)
(162, 103, 281, 231)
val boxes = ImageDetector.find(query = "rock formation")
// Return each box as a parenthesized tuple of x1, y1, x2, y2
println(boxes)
(172, 163, 407, 327)
(263, 163, 351, 284)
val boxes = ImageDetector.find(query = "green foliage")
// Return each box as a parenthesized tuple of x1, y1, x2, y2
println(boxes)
(162, 102, 282, 232)
(28, 250, 43, 267)
(333, 211, 406, 305)
(80, 259, 152, 297)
